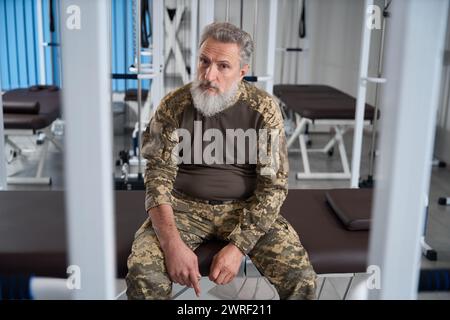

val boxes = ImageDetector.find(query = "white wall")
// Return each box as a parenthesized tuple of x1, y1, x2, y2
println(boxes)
(434, 6, 450, 163)
(305, 0, 384, 105)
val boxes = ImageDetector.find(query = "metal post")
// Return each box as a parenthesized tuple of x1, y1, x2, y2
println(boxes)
(60, 0, 116, 299)
(294, 0, 301, 84)
(36, 0, 47, 84)
(0, 75, 7, 190)
(240, 0, 243, 29)
(151, 0, 164, 109)
(56, 0, 63, 87)
(190, 0, 199, 81)
(350, 0, 373, 188)
(225, 0, 230, 22)
(136, 0, 143, 177)
(366, 0, 389, 185)
(264, 0, 277, 94)
(368, 0, 449, 299)
(251, 0, 258, 76)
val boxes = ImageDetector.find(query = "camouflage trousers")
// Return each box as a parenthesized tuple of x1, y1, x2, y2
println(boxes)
(126, 194, 317, 300)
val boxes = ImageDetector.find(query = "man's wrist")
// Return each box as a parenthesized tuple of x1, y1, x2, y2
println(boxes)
(160, 235, 184, 253)
(227, 242, 245, 257)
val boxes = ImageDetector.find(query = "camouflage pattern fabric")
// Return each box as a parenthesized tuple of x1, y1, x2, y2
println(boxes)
(126, 194, 317, 300)
(140, 81, 290, 254)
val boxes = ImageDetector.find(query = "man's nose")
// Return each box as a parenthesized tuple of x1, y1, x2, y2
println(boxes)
(204, 64, 217, 81)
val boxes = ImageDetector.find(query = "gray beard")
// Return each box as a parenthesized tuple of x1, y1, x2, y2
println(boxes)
(190, 80, 239, 117)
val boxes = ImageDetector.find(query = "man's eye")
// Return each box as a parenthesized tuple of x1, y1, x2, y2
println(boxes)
(219, 64, 229, 69)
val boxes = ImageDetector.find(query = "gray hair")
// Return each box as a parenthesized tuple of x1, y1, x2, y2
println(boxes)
(199, 22, 254, 67)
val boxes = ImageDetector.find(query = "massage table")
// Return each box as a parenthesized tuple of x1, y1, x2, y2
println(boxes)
(2, 85, 62, 185)
(273, 84, 378, 180)
(0, 189, 371, 299)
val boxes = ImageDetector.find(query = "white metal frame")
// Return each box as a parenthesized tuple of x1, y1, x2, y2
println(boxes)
(4, 126, 62, 185)
(36, 0, 47, 85)
(60, 0, 116, 299)
(190, 0, 199, 82)
(316, 273, 356, 300)
(350, 0, 376, 188)
(276, 1, 380, 182)
(0, 87, 6, 190)
(151, 0, 165, 111)
(264, 0, 277, 95)
(368, 0, 449, 299)
(123, 0, 165, 173)
(285, 109, 371, 180)
(164, 2, 189, 84)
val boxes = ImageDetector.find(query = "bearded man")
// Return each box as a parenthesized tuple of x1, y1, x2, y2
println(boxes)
(126, 22, 317, 300)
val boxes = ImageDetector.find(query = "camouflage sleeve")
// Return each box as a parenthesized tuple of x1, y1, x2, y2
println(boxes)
(141, 100, 179, 212)
(226, 97, 289, 254)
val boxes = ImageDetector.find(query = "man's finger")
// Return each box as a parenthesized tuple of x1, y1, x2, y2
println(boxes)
(209, 262, 220, 281)
(189, 272, 201, 297)
(182, 274, 191, 287)
(169, 274, 179, 284)
(177, 278, 186, 286)
(223, 273, 234, 285)
(215, 270, 228, 285)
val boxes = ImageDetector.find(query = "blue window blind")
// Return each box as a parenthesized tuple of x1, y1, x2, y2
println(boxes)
(111, 0, 151, 92)
(1, 0, 146, 92)
(0, 0, 61, 90)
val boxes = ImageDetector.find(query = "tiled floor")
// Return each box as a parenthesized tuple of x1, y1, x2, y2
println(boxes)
(3, 117, 450, 300)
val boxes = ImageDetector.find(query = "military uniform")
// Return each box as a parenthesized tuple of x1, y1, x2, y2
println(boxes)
(126, 81, 317, 299)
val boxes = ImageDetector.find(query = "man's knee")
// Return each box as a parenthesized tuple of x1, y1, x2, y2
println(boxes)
(277, 263, 317, 300)
(126, 257, 172, 299)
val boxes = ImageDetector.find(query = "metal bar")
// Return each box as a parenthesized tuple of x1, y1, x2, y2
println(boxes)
(172, 286, 191, 299)
(317, 277, 326, 300)
(298, 134, 311, 174)
(296, 172, 351, 180)
(286, 116, 307, 148)
(0, 75, 6, 190)
(60, 0, 116, 299)
(368, 0, 449, 299)
(243, 75, 272, 82)
(55, 0, 63, 87)
(151, 0, 164, 111)
(36, 0, 46, 85)
(294, 0, 301, 84)
(336, 126, 351, 175)
(7, 177, 51, 185)
(251, 0, 258, 76)
(342, 276, 355, 300)
(350, 0, 373, 188)
(136, 0, 142, 176)
(264, 0, 277, 94)
(35, 139, 49, 178)
(367, 1, 389, 180)
(190, 0, 198, 82)
(5, 136, 22, 151)
(49, 1, 55, 85)
(225, 0, 230, 22)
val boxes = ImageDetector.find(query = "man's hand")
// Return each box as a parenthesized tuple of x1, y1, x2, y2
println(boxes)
(149, 204, 201, 297)
(209, 243, 244, 285)
(163, 239, 202, 297)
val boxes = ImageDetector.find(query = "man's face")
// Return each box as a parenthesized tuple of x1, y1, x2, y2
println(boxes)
(196, 38, 249, 95)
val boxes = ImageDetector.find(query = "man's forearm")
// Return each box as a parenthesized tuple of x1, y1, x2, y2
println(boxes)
(149, 204, 182, 252)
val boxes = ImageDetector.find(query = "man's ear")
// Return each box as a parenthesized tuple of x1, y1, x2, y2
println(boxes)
(239, 64, 249, 79)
